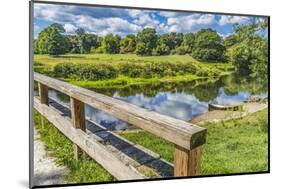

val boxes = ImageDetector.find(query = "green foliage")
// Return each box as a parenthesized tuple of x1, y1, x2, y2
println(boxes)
(101, 34, 121, 54)
(136, 28, 157, 56)
(75, 28, 99, 54)
(54, 63, 76, 78)
(224, 34, 238, 48)
(35, 23, 69, 55)
(152, 43, 170, 56)
(135, 42, 147, 56)
(192, 29, 226, 62)
(121, 109, 268, 175)
(175, 46, 191, 55)
(35, 53, 229, 83)
(228, 18, 268, 78)
(120, 34, 136, 53)
(54, 63, 118, 80)
(117, 61, 199, 78)
(117, 62, 143, 78)
(183, 33, 196, 49)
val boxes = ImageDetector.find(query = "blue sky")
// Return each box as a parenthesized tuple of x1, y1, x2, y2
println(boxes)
(34, 3, 260, 39)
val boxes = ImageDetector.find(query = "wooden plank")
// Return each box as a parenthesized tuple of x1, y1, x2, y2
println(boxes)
(34, 97, 145, 180)
(38, 83, 48, 105)
(38, 82, 48, 128)
(46, 97, 172, 177)
(173, 145, 202, 177)
(70, 97, 86, 160)
(34, 73, 206, 150)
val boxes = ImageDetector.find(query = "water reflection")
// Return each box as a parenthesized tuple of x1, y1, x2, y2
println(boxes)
(114, 92, 208, 121)
(41, 75, 268, 131)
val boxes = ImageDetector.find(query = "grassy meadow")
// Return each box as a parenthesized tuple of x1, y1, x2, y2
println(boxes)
(34, 54, 233, 89)
(34, 108, 268, 182)
(120, 108, 269, 175)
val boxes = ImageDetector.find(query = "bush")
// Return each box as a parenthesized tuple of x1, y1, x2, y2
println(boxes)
(54, 63, 117, 80)
(175, 46, 191, 55)
(196, 67, 220, 77)
(54, 63, 77, 78)
(170, 49, 176, 55)
(117, 62, 143, 78)
(77, 64, 117, 80)
(174, 62, 198, 74)
(152, 44, 170, 56)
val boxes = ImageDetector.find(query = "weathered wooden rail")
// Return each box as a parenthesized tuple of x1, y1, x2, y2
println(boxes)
(33, 72, 207, 180)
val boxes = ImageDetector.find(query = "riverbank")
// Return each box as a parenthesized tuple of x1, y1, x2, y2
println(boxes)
(34, 54, 232, 89)
(190, 102, 268, 124)
(34, 106, 268, 182)
(65, 74, 213, 89)
(120, 108, 268, 175)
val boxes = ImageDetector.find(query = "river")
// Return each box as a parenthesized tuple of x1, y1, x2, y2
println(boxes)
(37, 75, 268, 131)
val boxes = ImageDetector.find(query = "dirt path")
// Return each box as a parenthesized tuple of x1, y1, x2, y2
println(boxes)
(33, 128, 67, 186)
(190, 102, 268, 124)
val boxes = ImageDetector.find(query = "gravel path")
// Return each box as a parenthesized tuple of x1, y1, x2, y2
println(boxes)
(190, 102, 268, 124)
(33, 128, 67, 186)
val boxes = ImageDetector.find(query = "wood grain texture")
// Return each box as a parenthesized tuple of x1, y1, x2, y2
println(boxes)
(174, 145, 202, 176)
(38, 82, 48, 128)
(34, 97, 145, 180)
(70, 97, 86, 160)
(34, 73, 206, 150)
(38, 83, 48, 105)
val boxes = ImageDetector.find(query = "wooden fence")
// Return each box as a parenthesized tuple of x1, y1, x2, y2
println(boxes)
(33, 72, 207, 179)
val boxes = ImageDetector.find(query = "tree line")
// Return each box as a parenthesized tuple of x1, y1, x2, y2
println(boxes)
(34, 18, 268, 78)
(34, 24, 226, 62)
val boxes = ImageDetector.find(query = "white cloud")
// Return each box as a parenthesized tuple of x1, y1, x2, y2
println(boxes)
(218, 16, 249, 26)
(75, 15, 142, 36)
(133, 14, 160, 28)
(64, 23, 77, 33)
(166, 14, 216, 32)
(218, 32, 232, 39)
(34, 3, 255, 37)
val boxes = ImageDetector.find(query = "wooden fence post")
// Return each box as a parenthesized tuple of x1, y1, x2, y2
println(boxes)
(174, 145, 202, 177)
(38, 83, 48, 128)
(70, 97, 86, 160)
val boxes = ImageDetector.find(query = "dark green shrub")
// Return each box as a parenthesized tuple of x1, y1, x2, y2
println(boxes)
(76, 64, 117, 80)
(175, 46, 191, 55)
(170, 49, 176, 55)
(117, 62, 143, 78)
(174, 62, 198, 74)
(54, 63, 117, 80)
(54, 63, 77, 78)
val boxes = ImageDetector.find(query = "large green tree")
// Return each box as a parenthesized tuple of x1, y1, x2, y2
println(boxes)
(192, 29, 226, 62)
(228, 18, 268, 77)
(35, 23, 69, 55)
(183, 33, 196, 50)
(224, 34, 238, 48)
(136, 28, 157, 56)
(120, 34, 136, 53)
(75, 28, 98, 54)
(101, 34, 121, 54)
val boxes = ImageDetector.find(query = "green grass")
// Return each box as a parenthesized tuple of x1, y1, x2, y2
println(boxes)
(65, 74, 201, 89)
(34, 53, 232, 71)
(34, 107, 268, 182)
(33, 110, 114, 183)
(34, 53, 232, 88)
(120, 109, 269, 175)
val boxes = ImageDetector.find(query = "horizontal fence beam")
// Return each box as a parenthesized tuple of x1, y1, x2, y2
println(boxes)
(34, 72, 206, 150)
(34, 97, 145, 180)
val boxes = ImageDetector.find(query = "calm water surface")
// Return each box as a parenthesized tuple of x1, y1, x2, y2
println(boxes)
(41, 75, 268, 131)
